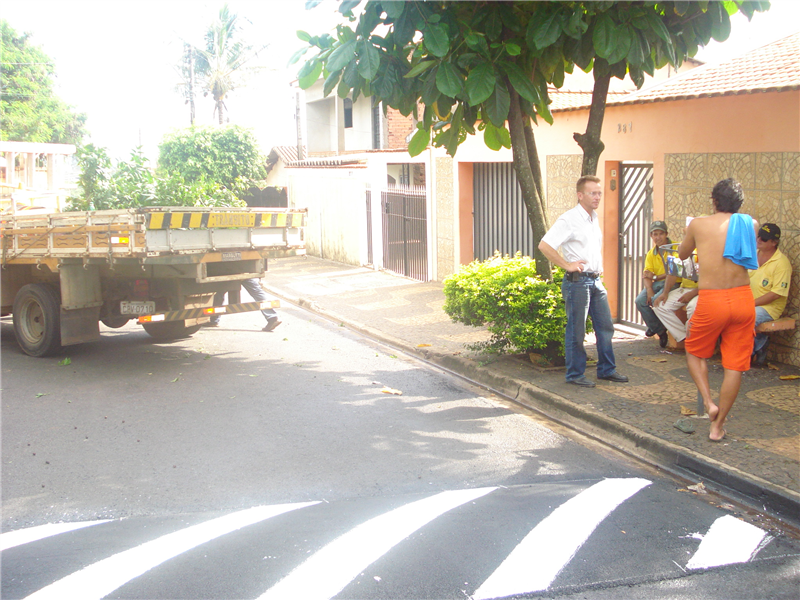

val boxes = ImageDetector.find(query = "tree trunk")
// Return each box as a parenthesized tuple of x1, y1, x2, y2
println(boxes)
(573, 68, 611, 176)
(507, 87, 551, 278)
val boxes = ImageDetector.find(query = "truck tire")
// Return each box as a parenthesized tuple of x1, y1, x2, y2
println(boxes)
(101, 316, 130, 329)
(141, 320, 201, 340)
(12, 283, 62, 357)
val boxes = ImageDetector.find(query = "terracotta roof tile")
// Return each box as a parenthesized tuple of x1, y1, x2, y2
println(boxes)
(552, 32, 800, 112)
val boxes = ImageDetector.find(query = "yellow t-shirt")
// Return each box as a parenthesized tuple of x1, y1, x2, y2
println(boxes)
(749, 248, 792, 320)
(644, 246, 667, 278)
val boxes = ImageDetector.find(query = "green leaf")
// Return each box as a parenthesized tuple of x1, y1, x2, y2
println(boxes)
(529, 11, 563, 50)
(710, 2, 733, 42)
(721, 1, 738, 16)
(58, 357, 71, 366)
(674, 2, 690, 17)
(408, 127, 430, 157)
(483, 122, 503, 151)
(436, 61, 463, 98)
(466, 63, 496, 106)
(298, 59, 323, 89)
(485, 11, 503, 40)
(501, 62, 538, 104)
(383, 1, 404, 19)
(505, 42, 521, 56)
(607, 24, 634, 65)
(485, 81, 510, 127)
(323, 69, 341, 96)
(404, 60, 437, 78)
(626, 31, 646, 67)
(465, 32, 490, 55)
(338, 0, 361, 15)
(287, 46, 308, 67)
(327, 39, 357, 73)
(357, 40, 380, 79)
(424, 23, 450, 57)
(297, 30, 312, 43)
(646, 9, 672, 45)
(592, 14, 617, 59)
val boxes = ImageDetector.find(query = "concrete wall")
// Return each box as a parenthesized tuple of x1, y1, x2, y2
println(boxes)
(288, 168, 367, 266)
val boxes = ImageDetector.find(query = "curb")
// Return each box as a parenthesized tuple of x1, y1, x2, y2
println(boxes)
(266, 285, 800, 524)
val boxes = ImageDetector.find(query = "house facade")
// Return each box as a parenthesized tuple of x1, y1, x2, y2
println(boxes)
(285, 34, 800, 366)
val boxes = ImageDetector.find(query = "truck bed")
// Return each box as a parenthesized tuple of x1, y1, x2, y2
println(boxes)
(1, 206, 306, 264)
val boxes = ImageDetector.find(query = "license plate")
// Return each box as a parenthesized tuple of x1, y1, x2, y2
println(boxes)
(221, 252, 241, 261)
(121, 301, 156, 315)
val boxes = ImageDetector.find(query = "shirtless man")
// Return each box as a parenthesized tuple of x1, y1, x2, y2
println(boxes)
(679, 179, 757, 442)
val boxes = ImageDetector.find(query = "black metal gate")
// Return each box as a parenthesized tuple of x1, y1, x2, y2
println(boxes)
(381, 187, 428, 281)
(618, 163, 654, 328)
(473, 163, 535, 260)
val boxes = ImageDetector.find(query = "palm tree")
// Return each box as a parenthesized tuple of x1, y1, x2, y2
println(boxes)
(193, 4, 266, 124)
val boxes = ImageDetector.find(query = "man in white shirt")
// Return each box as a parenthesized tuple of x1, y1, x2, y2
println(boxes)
(538, 176, 628, 388)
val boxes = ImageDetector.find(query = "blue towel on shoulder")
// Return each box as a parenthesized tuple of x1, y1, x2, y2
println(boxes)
(723, 213, 758, 270)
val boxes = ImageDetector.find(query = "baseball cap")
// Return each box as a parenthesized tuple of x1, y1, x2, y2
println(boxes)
(758, 223, 781, 241)
(649, 221, 668, 233)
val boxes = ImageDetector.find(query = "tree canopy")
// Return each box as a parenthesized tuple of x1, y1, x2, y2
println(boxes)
(0, 19, 88, 144)
(191, 4, 267, 124)
(297, 0, 769, 275)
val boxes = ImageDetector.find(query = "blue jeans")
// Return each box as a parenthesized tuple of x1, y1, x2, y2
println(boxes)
(635, 280, 667, 334)
(753, 306, 773, 355)
(211, 278, 277, 325)
(562, 275, 617, 381)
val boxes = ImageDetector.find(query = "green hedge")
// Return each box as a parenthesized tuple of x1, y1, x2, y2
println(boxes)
(443, 253, 576, 362)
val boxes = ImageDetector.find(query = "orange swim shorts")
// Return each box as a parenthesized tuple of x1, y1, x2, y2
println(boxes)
(685, 285, 755, 372)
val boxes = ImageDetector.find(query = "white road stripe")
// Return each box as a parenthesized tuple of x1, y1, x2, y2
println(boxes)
(258, 487, 497, 600)
(1, 520, 112, 551)
(473, 477, 651, 600)
(23, 502, 319, 600)
(686, 514, 770, 570)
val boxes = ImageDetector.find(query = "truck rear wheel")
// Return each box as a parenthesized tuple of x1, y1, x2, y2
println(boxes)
(12, 283, 62, 357)
(142, 320, 201, 340)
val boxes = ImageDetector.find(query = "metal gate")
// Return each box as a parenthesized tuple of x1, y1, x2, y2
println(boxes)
(473, 163, 535, 260)
(381, 186, 428, 281)
(618, 163, 654, 328)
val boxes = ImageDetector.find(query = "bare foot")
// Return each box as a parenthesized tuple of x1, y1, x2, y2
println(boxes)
(706, 402, 719, 422)
(709, 428, 727, 442)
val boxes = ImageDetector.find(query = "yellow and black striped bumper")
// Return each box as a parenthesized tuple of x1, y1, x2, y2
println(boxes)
(137, 300, 281, 324)
(145, 211, 305, 230)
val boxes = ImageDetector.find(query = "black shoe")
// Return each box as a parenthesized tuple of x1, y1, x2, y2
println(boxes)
(567, 376, 596, 388)
(751, 346, 768, 367)
(598, 372, 629, 383)
(644, 328, 656, 338)
(204, 320, 220, 327)
(263, 318, 282, 332)
(658, 331, 668, 348)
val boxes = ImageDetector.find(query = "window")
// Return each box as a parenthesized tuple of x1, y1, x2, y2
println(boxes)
(343, 98, 353, 129)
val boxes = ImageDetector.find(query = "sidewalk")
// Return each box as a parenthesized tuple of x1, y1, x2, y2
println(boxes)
(263, 256, 800, 521)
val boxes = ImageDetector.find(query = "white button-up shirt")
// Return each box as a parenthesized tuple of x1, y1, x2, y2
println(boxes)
(540, 204, 604, 273)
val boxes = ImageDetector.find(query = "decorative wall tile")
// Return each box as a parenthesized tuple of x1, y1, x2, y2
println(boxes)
(783, 152, 800, 191)
(782, 191, 800, 232)
(726, 153, 757, 189)
(755, 153, 783, 191)
(748, 190, 783, 226)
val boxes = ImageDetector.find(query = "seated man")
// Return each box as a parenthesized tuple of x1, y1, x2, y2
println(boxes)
(653, 254, 699, 344)
(634, 221, 675, 348)
(749, 223, 792, 366)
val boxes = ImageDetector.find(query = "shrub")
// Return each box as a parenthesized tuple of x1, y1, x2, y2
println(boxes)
(67, 145, 244, 211)
(443, 253, 581, 363)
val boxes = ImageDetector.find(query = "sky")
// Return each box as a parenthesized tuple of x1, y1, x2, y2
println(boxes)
(3, 0, 799, 162)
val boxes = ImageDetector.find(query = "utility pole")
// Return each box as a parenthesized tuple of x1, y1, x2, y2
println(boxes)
(185, 43, 196, 126)
(296, 89, 304, 161)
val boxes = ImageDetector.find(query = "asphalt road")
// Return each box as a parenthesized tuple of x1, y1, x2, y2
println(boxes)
(2, 306, 799, 599)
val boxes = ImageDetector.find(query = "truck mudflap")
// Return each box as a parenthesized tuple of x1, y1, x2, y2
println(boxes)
(137, 300, 281, 325)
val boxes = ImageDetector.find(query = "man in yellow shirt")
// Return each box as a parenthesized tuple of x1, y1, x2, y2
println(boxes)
(635, 221, 675, 348)
(750, 223, 792, 366)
